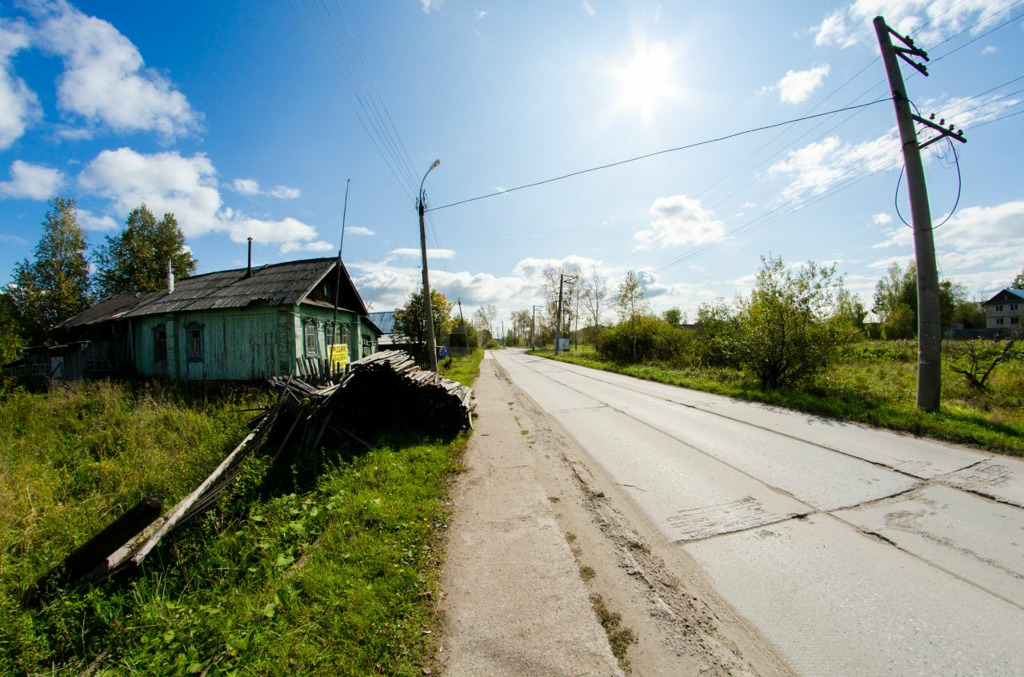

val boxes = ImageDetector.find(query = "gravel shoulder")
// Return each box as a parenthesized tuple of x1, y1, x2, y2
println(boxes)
(436, 352, 795, 676)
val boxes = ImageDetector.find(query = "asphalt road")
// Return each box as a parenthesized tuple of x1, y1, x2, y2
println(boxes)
(492, 349, 1024, 677)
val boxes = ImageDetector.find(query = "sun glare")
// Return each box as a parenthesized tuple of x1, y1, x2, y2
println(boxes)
(611, 39, 681, 121)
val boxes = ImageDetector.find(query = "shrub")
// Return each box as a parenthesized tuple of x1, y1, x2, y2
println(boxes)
(596, 316, 694, 365)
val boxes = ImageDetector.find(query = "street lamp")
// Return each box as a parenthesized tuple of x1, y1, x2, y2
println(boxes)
(418, 159, 441, 373)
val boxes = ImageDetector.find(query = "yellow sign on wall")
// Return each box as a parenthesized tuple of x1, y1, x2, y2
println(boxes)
(329, 344, 349, 368)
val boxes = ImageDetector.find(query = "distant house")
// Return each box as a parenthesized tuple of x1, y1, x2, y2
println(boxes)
(368, 311, 397, 346)
(32, 257, 379, 382)
(981, 288, 1024, 332)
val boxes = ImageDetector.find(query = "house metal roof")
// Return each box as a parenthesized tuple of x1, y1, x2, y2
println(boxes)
(982, 288, 1024, 306)
(368, 311, 396, 334)
(60, 258, 377, 331)
(57, 291, 158, 329)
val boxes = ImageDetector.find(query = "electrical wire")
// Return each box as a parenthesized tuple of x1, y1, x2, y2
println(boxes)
(426, 99, 892, 213)
(290, 0, 419, 199)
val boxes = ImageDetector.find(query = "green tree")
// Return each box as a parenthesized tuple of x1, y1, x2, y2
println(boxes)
(663, 308, 682, 327)
(9, 197, 91, 344)
(1011, 265, 1024, 289)
(92, 205, 196, 299)
(615, 270, 650, 362)
(0, 290, 24, 364)
(393, 289, 453, 362)
(737, 255, 855, 390)
(696, 298, 739, 368)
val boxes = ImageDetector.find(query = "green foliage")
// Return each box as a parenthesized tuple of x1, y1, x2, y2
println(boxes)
(0, 291, 24, 365)
(662, 307, 682, 327)
(1011, 265, 1024, 290)
(596, 315, 694, 364)
(8, 197, 91, 344)
(873, 261, 984, 337)
(92, 205, 197, 299)
(695, 298, 740, 368)
(393, 289, 453, 361)
(737, 255, 856, 389)
(1, 368, 479, 675)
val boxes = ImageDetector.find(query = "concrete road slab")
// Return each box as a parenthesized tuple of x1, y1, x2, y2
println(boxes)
(543, 358, 985, 479)
(941, 456, 1024, 508)
(554, 406, 810, 541)
(619, 402, 920, 511)
(684, 514, 1024, 677)
(835, 484, 1024, 607)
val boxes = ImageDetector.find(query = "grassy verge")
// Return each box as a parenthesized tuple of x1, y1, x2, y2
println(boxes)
(1, 350, 484, 676)
(534, 344, 1024, 455)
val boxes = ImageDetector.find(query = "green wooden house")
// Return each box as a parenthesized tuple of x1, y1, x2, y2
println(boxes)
(52, 257, 379, 381)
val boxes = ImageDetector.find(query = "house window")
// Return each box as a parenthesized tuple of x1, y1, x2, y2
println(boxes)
(996, 318, 1005, 325)
(996, 305, 1004, 312)
(304, 320, 319, 357)
(1012, 317, 1020, 325)
(186, 322, 204, 362)
(341, 323, 351, 349)
(153, 325, 167, 362)
(1012, 304, 1019, 311)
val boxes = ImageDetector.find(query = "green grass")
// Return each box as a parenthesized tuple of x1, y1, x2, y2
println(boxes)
(1, 351, 484, 676)
(540, 342, 1024, 455)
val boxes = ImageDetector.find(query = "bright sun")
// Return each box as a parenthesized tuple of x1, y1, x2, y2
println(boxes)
(609, 39, 682, 122)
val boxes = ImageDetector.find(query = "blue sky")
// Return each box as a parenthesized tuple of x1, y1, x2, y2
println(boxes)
(1, 0, 1022, 325)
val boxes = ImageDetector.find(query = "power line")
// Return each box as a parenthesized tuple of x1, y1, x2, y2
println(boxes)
(426, 99, 892, 213)
(290, 0, 419, 199)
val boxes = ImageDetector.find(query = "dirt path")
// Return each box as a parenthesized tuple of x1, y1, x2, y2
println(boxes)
(436, 353, 795, 676)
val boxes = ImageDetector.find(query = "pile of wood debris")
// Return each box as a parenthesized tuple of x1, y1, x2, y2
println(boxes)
(37, 350, 474, 589)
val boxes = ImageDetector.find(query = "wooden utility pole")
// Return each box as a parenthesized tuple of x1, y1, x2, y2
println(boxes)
(874, 16, 965, 412)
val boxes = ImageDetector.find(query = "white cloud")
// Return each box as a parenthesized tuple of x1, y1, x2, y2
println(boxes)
(389, 247, 455, 260)
(78, 209, 118, 230)
(475, 10, 487, 20)
(872, 199, 1024, 298)
(280, 240, 334, 254)
(0, 160, 63, 199)
(981, 45, 997, 55)
(28, 0, 200, 139)
(773, 64, 830, 104)
(269, 185, 300, 200)
(77, 147, 323, 253)
(230, 178, 300, 200)
(347, 226, 375, 236)
(814, 1, 1013, 49)
(79, 147, 222, 235)
(768, 132, 900, 203)
(232, 178, 261, 195)
(582, 1, 596, 18)
(873, 213, 893, 225)
(633, 195, 726, 249)
(420, 0, 442, 14)
(0, 18, 40, 150)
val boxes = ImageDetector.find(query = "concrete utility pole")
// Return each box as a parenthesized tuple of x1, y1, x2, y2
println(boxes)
(418, 159, 441, 373)
(531, 305, 542, 349)
(874, 16, 965, 412)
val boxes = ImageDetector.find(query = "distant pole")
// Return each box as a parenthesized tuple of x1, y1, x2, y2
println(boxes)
(531, 305, 542, 349)
(418, 160, 441, 373)
(555, 273, 565, 355)
(332, 179, 351, 343)
(874, 16, 959, 412)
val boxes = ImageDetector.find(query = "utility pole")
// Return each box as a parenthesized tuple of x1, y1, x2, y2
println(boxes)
(531, 305, 542, 349)
(554, 273, 578, 355)
(874, 16, 965, 412)
(418, 160, 441, 373)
